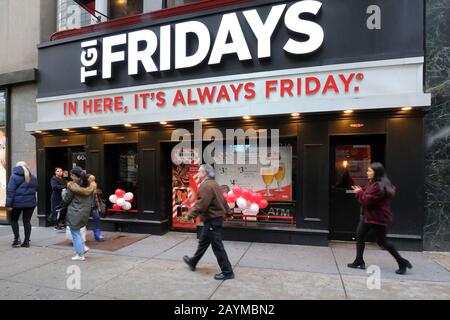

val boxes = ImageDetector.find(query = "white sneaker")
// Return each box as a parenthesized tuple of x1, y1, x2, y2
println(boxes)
(84, 245, 90, 253)
(71, 255, 85, 261)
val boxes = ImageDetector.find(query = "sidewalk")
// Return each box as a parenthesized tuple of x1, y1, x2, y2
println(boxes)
(0, 226, 449, 300)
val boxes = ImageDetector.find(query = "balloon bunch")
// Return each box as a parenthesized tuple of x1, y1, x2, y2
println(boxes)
(109, 189, 134, 211)
(223, 186, 269, 214)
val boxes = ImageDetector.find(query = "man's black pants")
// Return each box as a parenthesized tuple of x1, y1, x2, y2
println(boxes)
(190, 218, 233, 275)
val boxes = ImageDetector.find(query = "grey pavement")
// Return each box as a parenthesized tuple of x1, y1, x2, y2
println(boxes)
(0, 225, 449, 300)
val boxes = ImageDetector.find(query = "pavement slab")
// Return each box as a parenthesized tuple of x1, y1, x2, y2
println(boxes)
(8, 252, 146, 294)
(238, 243, 339, 274)
(211, 266, 346, 300)
(424, 252, 450, 272)
(342, 275, 450, 300)
(90, 259, 222, 300)
(113, 234, 189, 258)
(332, 246, 450, 282)
(0, 279, 83, 300)
(0, 246, 69, 279)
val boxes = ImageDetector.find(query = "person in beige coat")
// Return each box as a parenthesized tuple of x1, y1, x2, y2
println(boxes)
(62, 167, 96, 261)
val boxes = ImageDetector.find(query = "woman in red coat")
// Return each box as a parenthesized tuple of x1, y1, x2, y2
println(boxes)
(347, 162, 413, 275)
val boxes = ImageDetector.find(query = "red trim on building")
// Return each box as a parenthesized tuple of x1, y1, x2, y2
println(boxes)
(50, 0, 254, 41)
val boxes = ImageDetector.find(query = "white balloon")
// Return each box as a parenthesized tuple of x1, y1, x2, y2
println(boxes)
(228, 191, 234, 196)
(109, 195, 118, 203)
(124, 192, 134, 201)
(123, 202, 132, 210)
(246, 200, 252, 209)
(227, 202, 236, 209)
(249, 203, 259, 214)
(116, 198, 126, 207)
(236, 197, 247, 209)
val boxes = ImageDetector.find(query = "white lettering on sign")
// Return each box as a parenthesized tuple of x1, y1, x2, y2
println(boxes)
(80, 0, 324, 83)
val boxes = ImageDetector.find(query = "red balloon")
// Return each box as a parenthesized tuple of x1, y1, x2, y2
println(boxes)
(250, 192, 259, 203)
(115, 189, 126, 198)
(223, 193, 229, 201)
(241, 189, 252, 200)
(259, 199, 269, 209)
(113, 204, 121, 210)
(232, 186, 242, 198)
(227, 194, 236, 203)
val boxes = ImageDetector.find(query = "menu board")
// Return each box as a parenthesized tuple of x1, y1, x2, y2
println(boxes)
(215, 145, 292, 201)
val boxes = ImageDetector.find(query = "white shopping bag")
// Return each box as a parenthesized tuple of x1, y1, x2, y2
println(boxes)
(65, 226, 87, 242)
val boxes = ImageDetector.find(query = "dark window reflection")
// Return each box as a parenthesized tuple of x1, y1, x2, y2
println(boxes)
(165, 0, 201, 8)
(109, 0, 143, 19)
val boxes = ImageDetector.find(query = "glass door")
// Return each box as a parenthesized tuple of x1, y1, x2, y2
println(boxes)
(329, 135, 385, 240)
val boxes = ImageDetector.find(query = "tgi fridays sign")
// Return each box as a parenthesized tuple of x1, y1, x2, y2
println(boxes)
(30, 0, 429, 131)
(80, 0, 324, 83)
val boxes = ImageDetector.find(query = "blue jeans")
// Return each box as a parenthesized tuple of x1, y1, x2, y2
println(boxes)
(70, 228, 84, 256)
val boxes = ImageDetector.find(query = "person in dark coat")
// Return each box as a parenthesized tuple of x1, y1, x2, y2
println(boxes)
(348, 162, 413, 275)
(182, 164, 234, 281)
(48, 167, 67, 227)
(6, 161, 38, 248)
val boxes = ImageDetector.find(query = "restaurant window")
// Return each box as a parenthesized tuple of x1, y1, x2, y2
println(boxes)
(171, 137, 297, 230)
(165, 0, 201, 8)
(109, 0, 143, 19)
(104, 143, 138, 213)
(0, 90, 7, 222)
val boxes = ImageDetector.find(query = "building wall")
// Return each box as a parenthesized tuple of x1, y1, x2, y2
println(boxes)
(0, 0, 56, 225)
(0, 0, 41, 74)
(424, 0, 450, 251)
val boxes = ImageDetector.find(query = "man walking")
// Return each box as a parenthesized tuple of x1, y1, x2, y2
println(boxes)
(183, 164, 235, 280)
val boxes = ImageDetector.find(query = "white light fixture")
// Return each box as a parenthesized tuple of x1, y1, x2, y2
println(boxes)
(243, 116, 251, 120)
(160, 121, 168, 125)
(344, 110, 354, 114)
(291, 112, 300, 117)
(401, 107, 412, 111)
(124, 123, 132, 127)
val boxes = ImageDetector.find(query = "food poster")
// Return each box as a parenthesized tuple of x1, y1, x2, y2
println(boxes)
(215, 145, 292, 202)
(171, 148, 201, 229)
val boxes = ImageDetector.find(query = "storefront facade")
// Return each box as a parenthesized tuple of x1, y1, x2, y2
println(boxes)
(28, 0, 431, 250)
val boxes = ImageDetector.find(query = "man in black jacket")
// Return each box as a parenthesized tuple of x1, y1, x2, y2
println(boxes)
(48, 167, 67, 228)
(182, 164, 234, 281)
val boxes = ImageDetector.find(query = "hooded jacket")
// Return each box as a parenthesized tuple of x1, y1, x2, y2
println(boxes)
(62, 177, 97, 229)
(6, 166, 38, 208)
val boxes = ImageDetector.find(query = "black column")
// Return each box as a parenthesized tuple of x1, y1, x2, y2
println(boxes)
(297, 120, 329, 242)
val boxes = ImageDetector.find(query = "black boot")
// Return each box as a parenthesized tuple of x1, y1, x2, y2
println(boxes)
(347, 259, 366, 269)
(183, 256, 196, 271)
(21, 241, 30, 248)
(396, 258, 413, 275)
(12, 238, 21, 248)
